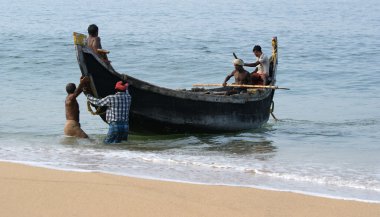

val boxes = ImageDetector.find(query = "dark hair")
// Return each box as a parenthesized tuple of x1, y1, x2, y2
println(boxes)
(88, 24, 99, 36)
(253, 45, 262, 52)
(66, 83, 76, 94)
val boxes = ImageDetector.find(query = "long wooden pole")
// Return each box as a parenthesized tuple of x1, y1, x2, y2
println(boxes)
(192, 83, 290, 90)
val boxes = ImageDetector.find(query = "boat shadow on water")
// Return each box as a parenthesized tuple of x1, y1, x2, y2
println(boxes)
(59, 123, 277, 160)
(197, 126, 277, 160)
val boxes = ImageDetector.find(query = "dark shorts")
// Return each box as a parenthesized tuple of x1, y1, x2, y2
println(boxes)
(251, 73, 266, 85)
(104, 121, 129, 144)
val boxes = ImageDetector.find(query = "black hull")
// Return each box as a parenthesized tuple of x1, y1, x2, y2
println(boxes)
(128, 86, 275, 133)
(74, 39, 278, 133)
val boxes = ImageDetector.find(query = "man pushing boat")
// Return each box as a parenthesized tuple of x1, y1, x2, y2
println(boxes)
(82, 78, 132, 144)
(64, 77, 88, 138)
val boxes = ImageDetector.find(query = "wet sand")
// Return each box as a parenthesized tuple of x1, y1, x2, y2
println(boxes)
(0, 162, 379, 217)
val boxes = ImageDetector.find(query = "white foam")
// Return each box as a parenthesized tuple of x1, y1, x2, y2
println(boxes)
(1, 159, 379, 204)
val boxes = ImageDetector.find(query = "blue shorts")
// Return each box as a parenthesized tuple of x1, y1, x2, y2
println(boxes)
(104, 121, 129, 144)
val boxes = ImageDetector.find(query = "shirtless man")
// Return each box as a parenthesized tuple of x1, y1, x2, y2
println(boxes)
(64, 77, 88, 138)
(86, 24, 110, 64)
(223, 59, 251, 86)
(222, 59, 251, 95)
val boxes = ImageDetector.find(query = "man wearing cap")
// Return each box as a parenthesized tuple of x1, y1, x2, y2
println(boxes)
(84, 79, 132, 144)
(223, 58, 251, 86)
(222, 59, 251, 95)
(244, 45, 270, 85)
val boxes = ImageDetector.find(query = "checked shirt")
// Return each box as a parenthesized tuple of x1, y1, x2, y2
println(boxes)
(86, 91, 132, 123)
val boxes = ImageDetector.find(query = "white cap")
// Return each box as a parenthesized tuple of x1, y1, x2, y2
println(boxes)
(233, 59, 244, 66)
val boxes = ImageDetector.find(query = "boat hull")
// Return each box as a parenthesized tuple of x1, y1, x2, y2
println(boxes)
(127, 85, 274, 133)
(74, 36, 278, 133)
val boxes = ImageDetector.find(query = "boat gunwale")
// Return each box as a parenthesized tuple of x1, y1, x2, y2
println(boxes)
(79, 46, 274, 104)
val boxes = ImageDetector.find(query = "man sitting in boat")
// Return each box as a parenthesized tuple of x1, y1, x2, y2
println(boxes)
(222, 59, 251, 94)
(64, 77, 88, 138)
(84, 79, 132, 144)
(223, 59, 251, 86)
(243, 45, 270, 85)
(86, 24, 111, 65)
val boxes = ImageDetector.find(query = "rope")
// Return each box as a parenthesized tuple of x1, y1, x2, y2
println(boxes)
(87, 100, 106, 116)
(270, 101, 279, 121)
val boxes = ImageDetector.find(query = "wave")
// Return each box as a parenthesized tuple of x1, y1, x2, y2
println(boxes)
(271, 118, 380, 138)
(126, 153, 380, 193)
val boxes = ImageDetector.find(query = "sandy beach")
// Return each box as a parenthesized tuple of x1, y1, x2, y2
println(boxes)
(0, 162, 378, 217)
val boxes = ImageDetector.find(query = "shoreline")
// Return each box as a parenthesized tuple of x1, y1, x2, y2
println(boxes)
(1, 161, 379, 217)
(2, 159, 380, 204)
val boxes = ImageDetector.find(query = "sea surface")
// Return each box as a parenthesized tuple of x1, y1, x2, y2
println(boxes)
(1, 0, 380, 202)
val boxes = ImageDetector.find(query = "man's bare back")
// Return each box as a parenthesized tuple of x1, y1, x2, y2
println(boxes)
(65, 94, 80, 122)
(86, 36, 101, 53)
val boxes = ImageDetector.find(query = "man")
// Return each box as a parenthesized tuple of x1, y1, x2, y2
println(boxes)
(86, 24, 110, 64)
(244, 45, 270, 85)
(64, 78, 88, 138)
(222, 59, 251, 95)
(83, 79, 131, 144)
(223, 59, 251, 85)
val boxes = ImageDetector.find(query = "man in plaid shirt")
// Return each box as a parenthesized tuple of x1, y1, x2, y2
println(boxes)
(84, 79, 132, 144)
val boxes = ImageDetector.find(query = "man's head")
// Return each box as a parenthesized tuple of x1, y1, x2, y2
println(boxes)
(115, 81, 128, 92)
(66, 83, 76, 94)
(233, 59, 244, 71)
(88, 24, 99, 37)
(252, 45, 262, 57)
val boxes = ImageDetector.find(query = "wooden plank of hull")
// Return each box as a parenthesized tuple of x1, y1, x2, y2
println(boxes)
(76, 46, 275, 133)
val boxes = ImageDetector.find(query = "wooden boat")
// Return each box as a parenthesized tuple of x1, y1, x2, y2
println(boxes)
(73, 33, 279, 133)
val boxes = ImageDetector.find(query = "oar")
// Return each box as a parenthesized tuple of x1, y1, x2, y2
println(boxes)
(193, 83, 290, 90)
(233, 52, 238, 59)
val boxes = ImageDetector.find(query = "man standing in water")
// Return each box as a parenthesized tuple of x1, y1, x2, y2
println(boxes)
(64, 77, 88, 138)
(83, 78, 131, 144)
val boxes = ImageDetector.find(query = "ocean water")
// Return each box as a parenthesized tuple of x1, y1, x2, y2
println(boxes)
(1, 0, 380, 202)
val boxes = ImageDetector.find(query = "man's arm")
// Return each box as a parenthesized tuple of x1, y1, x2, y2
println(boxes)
(244, 61, 260, 67)
(72, 82, 84, 98)
(86, 94, 110, 107)
(95, 37, 111, 64)
(78, 76, 109, 106)
(94, 37, 102, 50)
(71, 76, 91, 98)
(223, 71, 235, 86)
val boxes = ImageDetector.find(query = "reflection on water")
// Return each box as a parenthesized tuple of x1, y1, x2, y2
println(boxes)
(207, 139, 276, 154)
(58, 122, 278, 160)
(58, 128, 278, 162)
(59, 135, 102, 147)
(59, 136, 83, 146)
